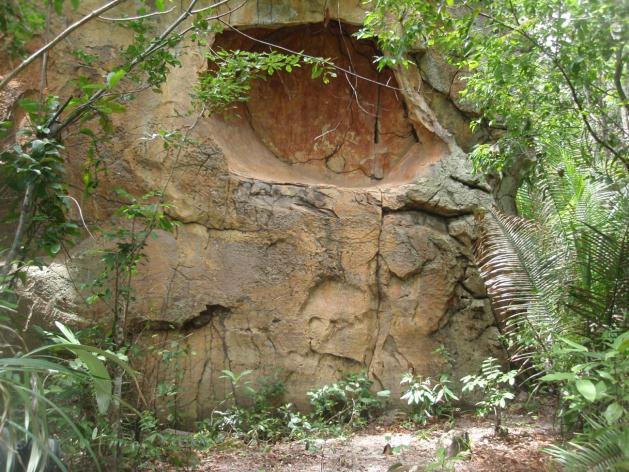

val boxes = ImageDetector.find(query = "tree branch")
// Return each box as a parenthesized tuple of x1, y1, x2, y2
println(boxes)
(38, 0, 53, 95)
(55, 0, 243, 135)
(216, 19, 405, 92)
(191, 0, 232, 14)
(474, 9, 627, 166)
(0, 0, 127, 92)
(614, 45, 629, 136)
(98, 6, 175, 22)
(55, 0, 201, 133)
(0, 183, 34, 279)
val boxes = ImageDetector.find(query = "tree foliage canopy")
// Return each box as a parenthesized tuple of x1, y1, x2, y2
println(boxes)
(359, 0, 628, 175)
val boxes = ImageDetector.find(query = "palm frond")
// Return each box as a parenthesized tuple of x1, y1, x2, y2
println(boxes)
(569, 222, 628, 330)
(545, 418, 629, 471)
(479, 145, 629, 367)
(473, 208, 568, 365)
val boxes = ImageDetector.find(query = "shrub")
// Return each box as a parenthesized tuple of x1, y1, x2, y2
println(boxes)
(400, 372, 459, 425)
(197, 370, 298, 445)
(307, 372, 390, 427)
(461, 357, 517, 434)
(541, 332, 628, 470)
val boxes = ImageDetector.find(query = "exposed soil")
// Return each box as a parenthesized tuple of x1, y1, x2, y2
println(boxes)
(149, 412, 560, 471)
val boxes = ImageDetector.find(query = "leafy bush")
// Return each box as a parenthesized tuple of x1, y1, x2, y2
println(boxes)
(195, 49, 337, 115)
(539, 332, 628, 470)
(461, 357, 517, 434)
(119, 411, 201, 468)
(308, 372, 390, 427)
(541, 332, 628, 430)
(473, 152, 627, 462)
(198, 371, 390, 446)
(197, 370, 303, 445)
(400, 373, 459, 425)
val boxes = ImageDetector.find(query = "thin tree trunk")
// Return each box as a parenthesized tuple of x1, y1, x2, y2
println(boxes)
(494, 407, 502, 435)
(110, 266, 125, 470)
(110, 363, 124, 470)
(39, 1, 52, 95)
(1, 183, 34, 280)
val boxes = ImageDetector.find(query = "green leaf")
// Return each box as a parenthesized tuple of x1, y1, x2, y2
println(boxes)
(37, 339, 117, 417)
(19, 98, 40, 114)
(54, 321, 80, 344)
(155, 0, 165, 11)
(575, 379, 597, 402)
(311, 65, 323, 79)
(53, 0, 63, 15)
(0, 298, 18, 311)
(0, 357, 71, 374)
(540, 372, 575, 382)
(612, 331, 629, 353)
(70, 348, 112, 414)
(559, 337, 588, 352)
(86, 294, 100, 304)
(98, 112, 113, 133)
(95, 100, 126, 114)
(26, 439, 42, 472)
(604, 402, 624, 424)
(106, 69, 126, 89)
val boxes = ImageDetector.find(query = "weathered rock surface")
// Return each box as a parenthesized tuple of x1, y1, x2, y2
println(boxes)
(10, 0, 502, 421)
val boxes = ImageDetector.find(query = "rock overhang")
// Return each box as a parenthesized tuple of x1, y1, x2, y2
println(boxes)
(207, 21, 449, 189)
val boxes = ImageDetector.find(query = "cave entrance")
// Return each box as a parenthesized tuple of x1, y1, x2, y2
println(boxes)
(209, 22, 448, 188)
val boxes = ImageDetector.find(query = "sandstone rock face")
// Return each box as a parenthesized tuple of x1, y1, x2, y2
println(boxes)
(217, 24, 444, 183)
(11, 0, 502, 421)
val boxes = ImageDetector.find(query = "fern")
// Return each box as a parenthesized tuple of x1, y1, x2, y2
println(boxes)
(545, 418, 629, 471)
(474, 210, 567, 369)
(474, 148, 628, 469)
(474, 152, 628, 369)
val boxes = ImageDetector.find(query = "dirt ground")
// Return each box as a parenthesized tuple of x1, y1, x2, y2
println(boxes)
(191, 412, 559, 472)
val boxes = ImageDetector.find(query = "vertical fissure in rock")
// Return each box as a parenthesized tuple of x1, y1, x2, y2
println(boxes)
(368, 192, 386, 389)
(374, 79, 381, 145)
(401, 99, 421, 144)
